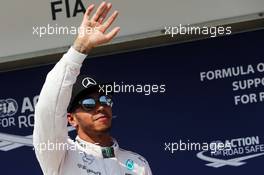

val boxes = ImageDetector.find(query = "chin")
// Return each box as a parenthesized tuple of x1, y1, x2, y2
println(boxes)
(97, 125, 112, 133)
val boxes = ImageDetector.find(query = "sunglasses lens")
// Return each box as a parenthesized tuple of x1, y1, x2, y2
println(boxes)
(80, 96, 113, 111)
(99, 96, 113, 107)
(82, 98, 96, 110)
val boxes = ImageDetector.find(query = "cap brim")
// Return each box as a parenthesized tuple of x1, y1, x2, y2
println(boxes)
(67, 82, 114, 112)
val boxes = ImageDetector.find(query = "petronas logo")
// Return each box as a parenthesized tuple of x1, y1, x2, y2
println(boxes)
(126, 159, 134, 170)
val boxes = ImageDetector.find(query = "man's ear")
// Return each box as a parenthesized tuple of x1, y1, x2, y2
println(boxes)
(67, 113, 78, 128)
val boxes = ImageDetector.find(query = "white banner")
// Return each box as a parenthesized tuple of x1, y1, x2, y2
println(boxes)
(0, 0, 264, 58)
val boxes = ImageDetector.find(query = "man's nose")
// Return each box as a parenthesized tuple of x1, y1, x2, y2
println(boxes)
(95, 103, 105, 113)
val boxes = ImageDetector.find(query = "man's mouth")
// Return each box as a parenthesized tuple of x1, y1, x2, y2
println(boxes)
(94, 115, 110, 121)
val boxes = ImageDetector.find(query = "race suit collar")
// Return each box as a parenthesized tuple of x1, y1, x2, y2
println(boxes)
(75, 136, 119, 158)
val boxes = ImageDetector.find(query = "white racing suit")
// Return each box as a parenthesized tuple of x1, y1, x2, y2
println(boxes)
(33, 47, 152, 175)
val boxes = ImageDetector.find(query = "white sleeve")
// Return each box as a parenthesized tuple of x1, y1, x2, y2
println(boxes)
(145, 161, 153, 175)
(33, 47, 87, 174)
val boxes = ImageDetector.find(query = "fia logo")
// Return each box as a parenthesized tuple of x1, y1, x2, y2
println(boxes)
(0, 98, 18, 118)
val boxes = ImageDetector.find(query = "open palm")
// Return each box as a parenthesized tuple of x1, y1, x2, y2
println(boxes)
(74, 2, 120, 53)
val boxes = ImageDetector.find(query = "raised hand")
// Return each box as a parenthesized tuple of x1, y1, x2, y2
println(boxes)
(73, 2, 120, 54)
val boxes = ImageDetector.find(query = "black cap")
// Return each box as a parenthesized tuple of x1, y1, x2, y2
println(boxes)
(67, 75, 113, 113)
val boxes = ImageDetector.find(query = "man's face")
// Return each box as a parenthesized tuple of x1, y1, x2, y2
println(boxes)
(69, 92, 113, 135)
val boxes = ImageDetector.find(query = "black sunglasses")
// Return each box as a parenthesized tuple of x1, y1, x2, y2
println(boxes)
(78, 95, 113, 111)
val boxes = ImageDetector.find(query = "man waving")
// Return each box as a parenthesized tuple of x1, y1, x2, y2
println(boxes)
(33, 2, 152, 175)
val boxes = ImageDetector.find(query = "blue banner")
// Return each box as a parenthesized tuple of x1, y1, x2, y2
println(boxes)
(0, 29, 263, 174)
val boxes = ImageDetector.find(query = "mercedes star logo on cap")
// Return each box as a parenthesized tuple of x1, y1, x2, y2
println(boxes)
(82, 77, 97, 88)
